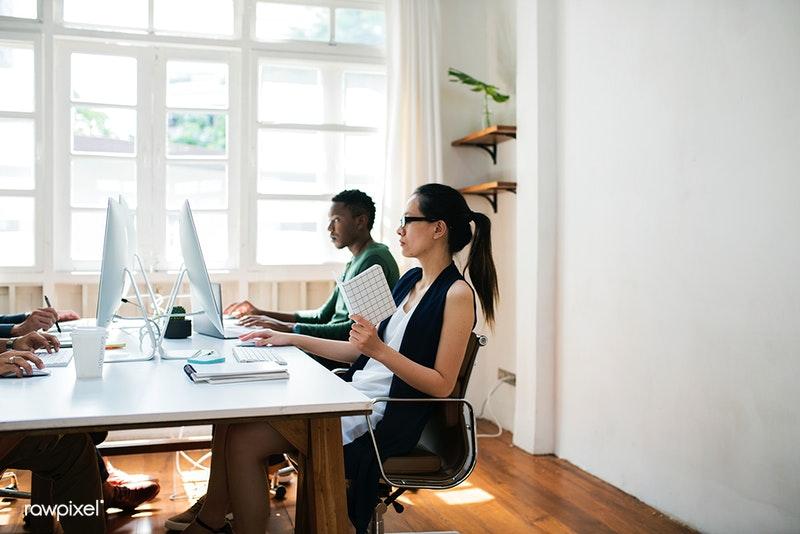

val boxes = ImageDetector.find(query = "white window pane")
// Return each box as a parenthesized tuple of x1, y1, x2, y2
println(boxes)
(166, 162, 227, 210)
(166, 211, 228, 268)
(256, 3, 329, 42)
(345, 134, 382, 187)
(0, 197, 34, 266)
(167, 113, 227, 157)
(71, 53, 137, 106)
(167, 61, 229, 109)
(259, 64, 322, 124)
(71, 157, 137, 209)
(258, 200, 345, 265)
(70, 210, 105, 262)
(258, 129, 328, 195)
(344, 72, 385, 127)
(63, 0, 147, 30)
(0, 44, 34, 112)
(72, 106, 136, 155)
(0, 119, 34, 190)
(335, 8, 385, 46)
(0, 0, 36, 19)
(154, 0, 233, 36)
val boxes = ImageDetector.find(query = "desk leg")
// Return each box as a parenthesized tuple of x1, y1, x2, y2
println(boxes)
(301, 416, 349, 534)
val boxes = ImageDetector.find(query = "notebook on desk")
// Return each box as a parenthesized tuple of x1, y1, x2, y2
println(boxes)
(183, 361, 289, 384)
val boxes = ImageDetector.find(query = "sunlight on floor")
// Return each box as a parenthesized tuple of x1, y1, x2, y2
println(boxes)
(0, 504, 11, 526)
(433, 481, 495, 505)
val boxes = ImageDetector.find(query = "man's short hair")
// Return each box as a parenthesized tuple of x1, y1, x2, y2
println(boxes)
(332, 189, 376, 230)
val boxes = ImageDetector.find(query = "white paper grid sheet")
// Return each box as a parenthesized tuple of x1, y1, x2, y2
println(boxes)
(337, 264, 397, 325)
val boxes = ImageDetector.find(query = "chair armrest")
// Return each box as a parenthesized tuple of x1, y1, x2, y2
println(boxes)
(364, 397, 477, 489)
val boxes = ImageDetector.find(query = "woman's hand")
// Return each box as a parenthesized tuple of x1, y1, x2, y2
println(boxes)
(349, 314, 387, 359)
(239, 329, 293, 347)
(0, 351, 45, 377)
(14, 332, 60, 353)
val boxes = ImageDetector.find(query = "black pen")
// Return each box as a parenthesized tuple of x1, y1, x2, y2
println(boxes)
(44, 295, 61, 333)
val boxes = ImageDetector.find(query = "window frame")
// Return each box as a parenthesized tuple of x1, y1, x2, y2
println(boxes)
(249, 52, 386, 267)
(0, 0, 386, 288)
(0, 32, 44, 272)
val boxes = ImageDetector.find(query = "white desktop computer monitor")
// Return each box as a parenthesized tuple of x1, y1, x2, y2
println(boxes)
(179, 200, 232, 339)
(96, 198, 129, 327)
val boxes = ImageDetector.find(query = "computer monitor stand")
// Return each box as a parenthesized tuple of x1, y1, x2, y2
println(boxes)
(157, 267, 189, 360)
(104, 267, 164, 363)
(132, 253, 162, 316)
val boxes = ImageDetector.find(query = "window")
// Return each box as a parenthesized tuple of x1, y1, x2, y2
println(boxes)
(2, 0, 386, 279)
(163, 57, 236, 269)
(255, 1, 385, 46)
(61, 0, 235, 37)
(255, 59, 385, 265)
(0, 40, 36, 267)
(0, 0, 37, 19)
(63, 49, 139, 266)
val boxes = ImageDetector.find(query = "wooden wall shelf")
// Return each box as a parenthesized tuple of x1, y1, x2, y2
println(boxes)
(452, 125, 517, 164)
(459, 181, 517, 213)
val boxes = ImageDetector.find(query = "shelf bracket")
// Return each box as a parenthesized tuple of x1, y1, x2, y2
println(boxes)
(476, 143, 498, 165)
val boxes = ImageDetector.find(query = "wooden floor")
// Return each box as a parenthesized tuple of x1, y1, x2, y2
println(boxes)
(0, 421, 694, 534)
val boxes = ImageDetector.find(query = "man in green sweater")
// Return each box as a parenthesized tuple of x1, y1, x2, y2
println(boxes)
(224, 189, 399, 340)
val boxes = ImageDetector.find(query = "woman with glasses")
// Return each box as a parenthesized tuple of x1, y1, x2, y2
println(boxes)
(181, 183, 499, 534)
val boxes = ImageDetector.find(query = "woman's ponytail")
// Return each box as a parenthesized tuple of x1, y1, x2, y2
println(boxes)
(465, 211, 498, 325)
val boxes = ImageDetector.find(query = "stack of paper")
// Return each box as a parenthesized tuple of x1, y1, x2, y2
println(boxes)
(184, 361, 289, 384)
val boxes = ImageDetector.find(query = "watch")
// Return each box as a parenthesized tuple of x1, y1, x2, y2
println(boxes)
(6, 337, 17, 350)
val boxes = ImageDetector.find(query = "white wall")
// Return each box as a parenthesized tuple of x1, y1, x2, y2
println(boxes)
(440, 0, 519, 433)
(518, 1, 800, 532)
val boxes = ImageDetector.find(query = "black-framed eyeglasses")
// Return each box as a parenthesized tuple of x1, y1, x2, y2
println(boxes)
(399, 215, 438, 228)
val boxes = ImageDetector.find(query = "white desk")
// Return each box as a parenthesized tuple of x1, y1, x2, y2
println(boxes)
(1, 325, 371, 533)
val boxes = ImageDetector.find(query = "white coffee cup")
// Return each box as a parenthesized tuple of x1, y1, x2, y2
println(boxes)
(71, 326, 107, 379)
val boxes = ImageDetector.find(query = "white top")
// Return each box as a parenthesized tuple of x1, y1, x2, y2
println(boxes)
(342, 295, 417, 445)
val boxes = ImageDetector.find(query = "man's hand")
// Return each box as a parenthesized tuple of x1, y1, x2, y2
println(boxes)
(0, 350, 45, 377)
(10, 308, 59, 336)
(224, 300, 261, 318)
(58, 309, 81, 322)
(237, 315, 294, 332)
(14, 332, 60, 353)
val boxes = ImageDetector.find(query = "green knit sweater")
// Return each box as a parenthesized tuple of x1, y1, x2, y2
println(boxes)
(293, 242, 399, 340)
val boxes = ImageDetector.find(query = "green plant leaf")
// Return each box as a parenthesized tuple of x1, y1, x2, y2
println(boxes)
(448, 67, 510, 103)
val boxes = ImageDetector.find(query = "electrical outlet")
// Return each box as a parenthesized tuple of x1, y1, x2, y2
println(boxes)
(497, 368, 516, 386)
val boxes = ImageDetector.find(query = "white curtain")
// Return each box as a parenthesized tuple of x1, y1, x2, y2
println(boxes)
(380, 0, 443, 250)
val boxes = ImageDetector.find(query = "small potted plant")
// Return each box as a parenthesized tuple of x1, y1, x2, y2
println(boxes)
(164, 305, 191, 339)
(448, 67, 510, 129)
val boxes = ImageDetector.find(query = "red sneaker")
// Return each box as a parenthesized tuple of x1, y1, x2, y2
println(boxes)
(106, 462, 159, 486)
(103, 480, 161, 511)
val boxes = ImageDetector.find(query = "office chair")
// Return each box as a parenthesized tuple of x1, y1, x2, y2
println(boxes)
(364, 333, 487, 534)
(0, 470, 30, 500)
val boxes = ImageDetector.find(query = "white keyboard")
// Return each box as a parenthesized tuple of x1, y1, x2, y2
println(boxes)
(232, 346, 287, 366)
(35, 348, 74, 368)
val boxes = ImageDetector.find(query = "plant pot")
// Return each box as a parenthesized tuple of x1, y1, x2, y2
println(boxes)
(164, 319, 191, 339)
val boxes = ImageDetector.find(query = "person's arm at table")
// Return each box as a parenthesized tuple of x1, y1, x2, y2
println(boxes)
(239, 329, 361, 365)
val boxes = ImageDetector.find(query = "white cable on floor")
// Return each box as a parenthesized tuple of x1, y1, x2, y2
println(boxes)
(170, 427, 212, 501)
(476, 376, 515, 438)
